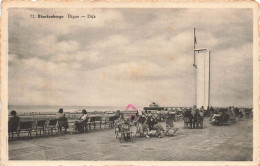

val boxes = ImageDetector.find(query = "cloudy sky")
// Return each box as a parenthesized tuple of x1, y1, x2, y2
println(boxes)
(8, 8, 253, 108)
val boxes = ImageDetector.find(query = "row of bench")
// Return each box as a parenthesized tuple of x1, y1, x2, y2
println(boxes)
(8, 116, 118, 140)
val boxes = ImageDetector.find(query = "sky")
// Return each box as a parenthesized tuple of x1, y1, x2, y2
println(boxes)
(8, 8, 253, 108)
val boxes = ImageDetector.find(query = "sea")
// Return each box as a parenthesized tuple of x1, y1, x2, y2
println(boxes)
(8, 105, 127, 114)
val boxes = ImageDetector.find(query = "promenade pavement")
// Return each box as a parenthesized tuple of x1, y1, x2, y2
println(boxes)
(8, 117, 253, 161)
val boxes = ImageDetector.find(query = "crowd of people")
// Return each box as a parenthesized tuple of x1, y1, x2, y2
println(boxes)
(115, 110, 178, 139)
(181, 105, 252, 127)
(183, 105, 204, 129)
(209, 106, 252, 125)
(8, 105, 252, 140)
(8, 108, 89, 135)
(51, 108, 87, 133)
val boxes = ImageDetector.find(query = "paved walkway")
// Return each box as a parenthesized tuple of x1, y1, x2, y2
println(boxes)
(9, 118, 253, 161)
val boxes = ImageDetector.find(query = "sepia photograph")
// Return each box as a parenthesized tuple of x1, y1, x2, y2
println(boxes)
(1, 1, 259, 165)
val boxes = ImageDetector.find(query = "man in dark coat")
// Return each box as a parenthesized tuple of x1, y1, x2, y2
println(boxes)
(184, 109, 192, 128)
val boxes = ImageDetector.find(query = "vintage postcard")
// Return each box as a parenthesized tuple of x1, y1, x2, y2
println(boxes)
(0, 0, 259, 166)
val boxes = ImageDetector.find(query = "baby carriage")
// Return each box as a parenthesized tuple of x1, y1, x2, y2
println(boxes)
(115, 122, 133, 143)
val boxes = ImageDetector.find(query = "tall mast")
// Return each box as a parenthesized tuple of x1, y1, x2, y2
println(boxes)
(193, 28, 196, 66)
(194, 28, 197, 106)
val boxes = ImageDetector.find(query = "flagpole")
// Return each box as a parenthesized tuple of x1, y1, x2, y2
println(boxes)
(193, 28, 197, 106)
(193, 28, 196, 66)
(208, 51, 211, 108)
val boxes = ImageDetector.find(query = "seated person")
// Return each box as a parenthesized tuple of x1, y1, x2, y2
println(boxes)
(73, 109, 88, 133)
(115, 113, 132, 139)
(134, 111, 149, 138)
(145, 113, 164, 138)
(143, 110, 149, 117)
(211, 110, 220, 122)
(56, 108, 69, 133)
(115, 113, 127, 131)
(8, 110, 20, 133)
(222, 111, 230, 124)
(115, 110, 121, 118)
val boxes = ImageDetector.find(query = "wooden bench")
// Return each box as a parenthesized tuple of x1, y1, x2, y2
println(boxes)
(19, 121, 33, 138)
(45, 119, 58, 135)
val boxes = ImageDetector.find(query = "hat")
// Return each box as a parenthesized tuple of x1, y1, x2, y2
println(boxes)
(82, 109, 87, 114)
(58, 108, 63, 113)
(10, 110, 16, 115)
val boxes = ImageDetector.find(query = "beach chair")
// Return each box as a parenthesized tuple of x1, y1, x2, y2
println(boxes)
(45, 119, 58, 135)
(107, 116, 116, 128)
(135, 122, 149, 137)
(102, 117, 108, 129)
(164, 119, 179, 136)
(73, 120, 85, 133)
(19, 121, 33, 138)
(95, 117, 102, 129)
(32, 120, 46, 136)
(116, 123, 133, 143)
(103, 117, 109, 129)
(83, 117, 89, 132)
(89, 117, 96, 130)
